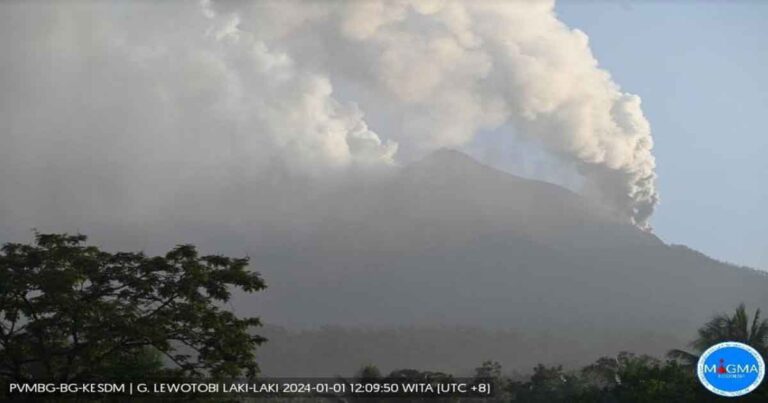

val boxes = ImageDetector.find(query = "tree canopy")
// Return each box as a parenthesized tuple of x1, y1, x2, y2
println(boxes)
(669, 303, 768, 365)
(0, 233, 266, 383)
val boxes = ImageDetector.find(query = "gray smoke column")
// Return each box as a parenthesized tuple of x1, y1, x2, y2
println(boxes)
(0, 0, 658, 230)
(206, 0, 659, 228)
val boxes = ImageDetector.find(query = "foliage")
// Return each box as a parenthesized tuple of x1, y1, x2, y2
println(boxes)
(646, 302, 768, 402)
(355, 364, 383, 382)
(473, 360, 510, 402)
(579, 352, 700, 402)
(345, 303, 768, 402)
(486, 353, 765, 402)
(505, 364, 588, 402)
(669, 303, 768, 365)
(0, 233, 266, 383)
(95, 346, 165, 382)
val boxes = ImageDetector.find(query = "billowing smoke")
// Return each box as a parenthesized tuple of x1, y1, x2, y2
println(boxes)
(0, 0, 657, 232)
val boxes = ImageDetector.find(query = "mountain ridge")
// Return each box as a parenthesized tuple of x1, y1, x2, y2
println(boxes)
(239, 149, 768, 375)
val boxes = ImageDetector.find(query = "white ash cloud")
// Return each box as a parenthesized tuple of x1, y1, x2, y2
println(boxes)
(0, 0, 657, 231)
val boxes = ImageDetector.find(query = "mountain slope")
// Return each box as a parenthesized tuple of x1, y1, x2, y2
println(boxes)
(246, 149, 768, 375)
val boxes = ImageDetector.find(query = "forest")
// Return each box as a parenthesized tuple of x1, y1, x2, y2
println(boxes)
(1, 233, 766, 401)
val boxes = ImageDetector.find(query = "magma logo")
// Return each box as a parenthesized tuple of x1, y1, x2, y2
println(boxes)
(697, 342, 765, 397)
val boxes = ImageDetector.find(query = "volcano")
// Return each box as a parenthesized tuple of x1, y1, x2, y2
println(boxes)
(250, 150, 768, 376)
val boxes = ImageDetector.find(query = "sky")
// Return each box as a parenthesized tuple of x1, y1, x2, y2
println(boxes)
(0, 1, 661, 239)
(554, 1, 768, 270)
(0, 1, 765, 270)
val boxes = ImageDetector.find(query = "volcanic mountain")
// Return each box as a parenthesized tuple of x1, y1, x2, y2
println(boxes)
(249, 149, 768, 376)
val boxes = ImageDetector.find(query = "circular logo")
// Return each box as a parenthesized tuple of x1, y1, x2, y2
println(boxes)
(697, 342, 765, 397)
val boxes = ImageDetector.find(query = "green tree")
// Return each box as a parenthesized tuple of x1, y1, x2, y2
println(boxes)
(96, 346, 164, 382)
(507, 364, 585, 403)
(0, 233, 266, 383)
(581, 352, 699, 402)
(386, 368, 453, 383)
(355, 364, 382, 382)
(668, 303, 768, 365)
(473, 360, 510, 402)
(474, 360, 503, 380)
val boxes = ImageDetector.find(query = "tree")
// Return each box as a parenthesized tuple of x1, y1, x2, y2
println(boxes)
(386, 368, 453, 383)
(473, 360, 510, 402)
(355, 364, 382, 382)
(474, 360, 503, 380)
(506, 364, 587, 403)
(0, 232, 266, 383)
(668, 303, 768, 365)
(581, 352, 699, 402)
(96, 346, 164, 382)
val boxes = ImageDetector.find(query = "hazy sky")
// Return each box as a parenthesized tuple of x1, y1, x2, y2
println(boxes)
(0, 1, 661, 239)
(1, 1, 765, 271)
(554, 2, 768, 270)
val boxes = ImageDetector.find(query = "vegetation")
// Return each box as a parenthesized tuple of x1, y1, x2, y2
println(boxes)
(0, 233, 266, 383)
(668, 303, 768, 365)
(342, 305, 768, 402)
(342, 351, 765, 402)
(2, 232, 767, 401)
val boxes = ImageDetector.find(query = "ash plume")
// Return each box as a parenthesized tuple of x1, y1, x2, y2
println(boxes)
(0, 0, 658, 231)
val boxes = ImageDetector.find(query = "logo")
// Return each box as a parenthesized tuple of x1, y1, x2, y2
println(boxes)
(697, 342, 765, 397)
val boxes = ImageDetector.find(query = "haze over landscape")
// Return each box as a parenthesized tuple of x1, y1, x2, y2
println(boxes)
(252, 149, 768, 375)
(1, 0, 766, 379)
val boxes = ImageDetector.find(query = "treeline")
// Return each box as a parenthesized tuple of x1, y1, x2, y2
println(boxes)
(337, 353, 752, 402)
(336, 303, 768, 402)
(2, 234, 767, 402)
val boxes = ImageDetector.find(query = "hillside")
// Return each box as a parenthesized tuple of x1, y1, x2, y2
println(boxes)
(244, 150, 768, 376)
